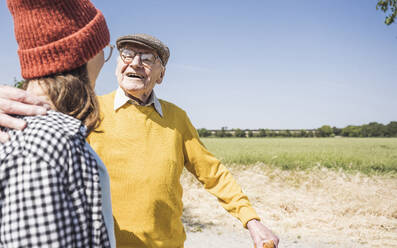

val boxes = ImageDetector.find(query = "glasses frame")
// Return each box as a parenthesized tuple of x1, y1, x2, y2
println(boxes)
(118, 47, 160, 67)
(104, 44, 115, 63)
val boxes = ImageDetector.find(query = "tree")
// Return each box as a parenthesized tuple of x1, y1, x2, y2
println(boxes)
(386, 121, 397, 137)
(234, 129, 246, 137)
(377, 0, 397, 25)
(214, 127, 227, 137)
(215, 127, 232, 137)
(197, 128, 211, 137)
(266, 129, 274, 137)
(258, 129, 266, 137)
(361, 122, 386, 137)
(247, 130, 254, 137)
(341, 125, 362, 137)
(292, 130, 301, 137)
(278, 130, 288, 137)
(317, 125, 333, 137)
(332, 126, 342, 136)
(299, 130, 307, 137)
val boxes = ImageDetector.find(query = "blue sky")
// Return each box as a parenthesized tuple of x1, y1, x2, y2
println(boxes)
(1, 0, 396, 129)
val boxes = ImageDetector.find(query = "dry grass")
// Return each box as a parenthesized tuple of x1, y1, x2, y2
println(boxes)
(181, 164, 397, 248)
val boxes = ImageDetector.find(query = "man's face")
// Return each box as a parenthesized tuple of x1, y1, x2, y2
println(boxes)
(115, 44, 165, 101)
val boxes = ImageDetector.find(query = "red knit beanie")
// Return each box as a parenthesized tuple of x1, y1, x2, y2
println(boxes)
(7, 0, 110, 79)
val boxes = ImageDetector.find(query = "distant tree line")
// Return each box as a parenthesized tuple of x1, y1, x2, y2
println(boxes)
(197, 121, 397, 138)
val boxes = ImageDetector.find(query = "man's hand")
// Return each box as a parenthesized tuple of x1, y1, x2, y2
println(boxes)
(0, 85, 50, 142)
(247, 219, 279, 248)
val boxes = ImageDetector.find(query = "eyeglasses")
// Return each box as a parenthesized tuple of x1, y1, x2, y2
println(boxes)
(104, 44, 114, 63)
(119, 47, 158, 66)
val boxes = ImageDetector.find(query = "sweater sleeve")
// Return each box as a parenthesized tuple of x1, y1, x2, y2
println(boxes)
(182, 113, 260, 228)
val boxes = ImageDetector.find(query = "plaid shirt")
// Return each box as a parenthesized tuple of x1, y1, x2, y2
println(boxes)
(0, 111, 110, 248)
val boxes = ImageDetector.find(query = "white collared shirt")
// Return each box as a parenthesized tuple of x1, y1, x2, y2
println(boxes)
(113, 87, 163, 117)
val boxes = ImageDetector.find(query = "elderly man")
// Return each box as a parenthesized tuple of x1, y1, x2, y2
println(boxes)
(0, 34, 279, 248)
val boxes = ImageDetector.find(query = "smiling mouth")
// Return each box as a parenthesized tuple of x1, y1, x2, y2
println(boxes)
(125, 72, 144, 79)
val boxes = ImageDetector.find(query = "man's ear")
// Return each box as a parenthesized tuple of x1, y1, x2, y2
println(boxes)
(156, 67, 166, 85)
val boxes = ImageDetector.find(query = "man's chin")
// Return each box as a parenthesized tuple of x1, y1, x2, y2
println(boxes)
(120, 80, 145, 92)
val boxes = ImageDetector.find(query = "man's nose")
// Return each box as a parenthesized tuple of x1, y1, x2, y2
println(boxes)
(130, 54, 143, 68)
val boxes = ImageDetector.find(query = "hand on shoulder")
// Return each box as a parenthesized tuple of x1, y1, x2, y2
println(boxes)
(0, 85, 50, 142)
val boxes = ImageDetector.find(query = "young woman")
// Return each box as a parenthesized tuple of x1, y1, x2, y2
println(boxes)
(0, 0, 115, 247)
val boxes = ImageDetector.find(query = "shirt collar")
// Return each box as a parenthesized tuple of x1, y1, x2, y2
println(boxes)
(114, 87, 163, 117)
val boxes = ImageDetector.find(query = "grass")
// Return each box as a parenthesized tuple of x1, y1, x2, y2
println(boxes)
(184, 137, 397, 247)
(201, 137, 397, 175)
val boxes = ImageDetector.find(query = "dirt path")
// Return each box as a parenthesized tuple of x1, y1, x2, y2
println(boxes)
(181, 164, 397, 247)
(185, 229, 314, 248)
(185, 226, 328, 248)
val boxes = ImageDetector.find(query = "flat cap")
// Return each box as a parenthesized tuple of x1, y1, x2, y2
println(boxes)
(116, 33, 170, 66)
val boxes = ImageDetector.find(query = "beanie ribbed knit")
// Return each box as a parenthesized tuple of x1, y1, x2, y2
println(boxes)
(7, 0, 110, 79)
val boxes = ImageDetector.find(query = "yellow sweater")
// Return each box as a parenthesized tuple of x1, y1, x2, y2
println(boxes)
(87, 91, 259, 248)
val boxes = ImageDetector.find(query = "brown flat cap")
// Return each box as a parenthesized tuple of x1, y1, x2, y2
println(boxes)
(116, 33, 170, 66)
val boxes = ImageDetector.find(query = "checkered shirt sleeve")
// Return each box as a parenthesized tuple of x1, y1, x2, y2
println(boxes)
(0, 111, 110, 248)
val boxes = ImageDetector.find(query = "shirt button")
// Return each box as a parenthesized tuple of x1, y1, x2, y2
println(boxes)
(93, 175, 99, 182)
(93, 220, 102, 229)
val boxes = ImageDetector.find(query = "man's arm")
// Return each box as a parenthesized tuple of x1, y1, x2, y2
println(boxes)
(0, 85, 49, 142)
(181, 112, 279, 247)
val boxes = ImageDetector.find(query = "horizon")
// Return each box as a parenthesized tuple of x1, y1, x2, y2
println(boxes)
(1, 1, 396, 130)
(195, 120, 397, 131)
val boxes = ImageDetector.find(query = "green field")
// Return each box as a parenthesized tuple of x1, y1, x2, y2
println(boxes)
(201, 138, 397, 175)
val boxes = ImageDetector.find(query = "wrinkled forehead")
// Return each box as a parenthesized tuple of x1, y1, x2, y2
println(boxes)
(119, 43, 157, 55)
